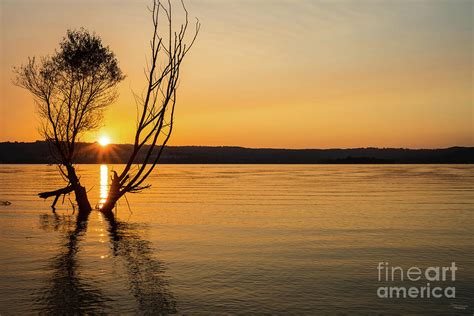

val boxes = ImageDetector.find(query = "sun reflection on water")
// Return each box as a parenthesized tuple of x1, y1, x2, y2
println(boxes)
(99, 164, 108, 208)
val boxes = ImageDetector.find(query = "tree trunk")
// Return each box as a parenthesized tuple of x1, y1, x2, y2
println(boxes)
(100, 171, 121, 215)
(66, 164, 92, 215)
(73, 184, 92, 214)
(38, 165, 92, 215)
(38, 182, 91, 214)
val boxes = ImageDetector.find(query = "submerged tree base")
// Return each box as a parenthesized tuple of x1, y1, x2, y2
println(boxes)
(39, 184, 92, 216)
(39, 186, 74, 211)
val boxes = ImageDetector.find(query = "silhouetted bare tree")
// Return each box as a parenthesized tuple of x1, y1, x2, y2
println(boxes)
(14, 29, 125, 214)
(15, 0, 198, 216)
(101, 0, 200, 214)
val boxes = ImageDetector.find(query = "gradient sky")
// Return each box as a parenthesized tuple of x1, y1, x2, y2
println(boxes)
(1, 0, 472, 148)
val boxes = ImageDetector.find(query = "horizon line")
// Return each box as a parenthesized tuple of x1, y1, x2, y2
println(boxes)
(1, 140, 472, 151)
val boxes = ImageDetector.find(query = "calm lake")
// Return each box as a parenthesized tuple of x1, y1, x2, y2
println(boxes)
(0, 164, 472, 314)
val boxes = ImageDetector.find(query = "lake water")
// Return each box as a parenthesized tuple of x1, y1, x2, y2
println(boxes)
(0, 164, 473, 314)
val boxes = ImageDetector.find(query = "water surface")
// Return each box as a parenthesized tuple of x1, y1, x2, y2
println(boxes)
(0, 164, 473, 314)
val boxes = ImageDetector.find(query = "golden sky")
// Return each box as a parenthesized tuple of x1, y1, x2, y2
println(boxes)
(0, 0, 472, 148)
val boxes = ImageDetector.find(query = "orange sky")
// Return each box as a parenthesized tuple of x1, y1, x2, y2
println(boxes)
(0, 0, 472, 148)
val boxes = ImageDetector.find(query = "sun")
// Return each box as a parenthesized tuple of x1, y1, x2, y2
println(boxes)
(98, 135, 111, 147)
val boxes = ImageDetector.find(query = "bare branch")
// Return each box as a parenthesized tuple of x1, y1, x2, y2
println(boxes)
(101, 0, 199, 212)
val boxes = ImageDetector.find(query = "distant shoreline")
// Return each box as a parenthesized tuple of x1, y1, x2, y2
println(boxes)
(1, 141, 473, 164)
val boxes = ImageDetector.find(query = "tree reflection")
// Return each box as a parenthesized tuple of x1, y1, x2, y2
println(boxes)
(105, 212, 177, 313)
(37, 211, 176, 314)
(37, 213, 111, 314)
